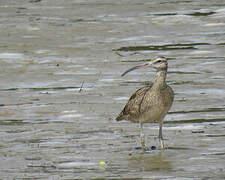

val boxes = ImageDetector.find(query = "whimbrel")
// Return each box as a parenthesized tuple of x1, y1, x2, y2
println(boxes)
(116, 56, 174, 151)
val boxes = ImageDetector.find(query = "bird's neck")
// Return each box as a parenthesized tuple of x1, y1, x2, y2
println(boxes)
(153, 70, 167, 89)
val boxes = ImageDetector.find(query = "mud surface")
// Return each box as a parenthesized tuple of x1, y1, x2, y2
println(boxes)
(0, 0, 225, 179)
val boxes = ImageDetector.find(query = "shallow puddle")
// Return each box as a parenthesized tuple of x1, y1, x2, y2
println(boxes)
(0, 0, 225, 179)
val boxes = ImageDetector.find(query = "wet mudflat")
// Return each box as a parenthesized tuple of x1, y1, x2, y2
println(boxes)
(0, 0, 225, 179)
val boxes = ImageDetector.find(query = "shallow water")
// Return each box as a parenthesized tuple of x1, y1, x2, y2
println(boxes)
(0, 0, 225, 179)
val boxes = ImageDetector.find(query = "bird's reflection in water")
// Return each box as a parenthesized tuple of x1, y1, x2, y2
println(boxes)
(128, 152, 172, 172)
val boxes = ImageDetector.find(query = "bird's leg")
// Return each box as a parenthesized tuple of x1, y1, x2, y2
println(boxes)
(158, 122, 165, 149)
(139, 123, 147, 152)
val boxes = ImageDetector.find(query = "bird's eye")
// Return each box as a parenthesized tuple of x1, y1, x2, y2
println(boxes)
(157, 60, 162, 63)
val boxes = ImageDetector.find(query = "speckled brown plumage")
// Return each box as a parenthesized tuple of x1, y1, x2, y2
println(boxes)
(116, 84, 153, 122)
(116, 83, 173, 123)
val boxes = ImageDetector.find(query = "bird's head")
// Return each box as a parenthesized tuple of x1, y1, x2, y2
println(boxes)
(121, 56, 168, 76)
(148, 56, 168, 71)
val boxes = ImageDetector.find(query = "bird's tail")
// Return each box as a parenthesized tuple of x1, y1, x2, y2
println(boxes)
(116, 116, 123, 121)
(116, 112, 125, 121)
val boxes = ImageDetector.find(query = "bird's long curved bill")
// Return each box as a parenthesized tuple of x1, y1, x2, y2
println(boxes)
(121, 63, 149, 76)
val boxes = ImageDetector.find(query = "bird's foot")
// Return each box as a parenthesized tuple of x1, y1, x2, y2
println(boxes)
(141, 140, 147, 152)
(159, 138, 165, 150)
(154, 136, 166, 150)
(135, 145, 157, 151)
(142, 145, 148, 152)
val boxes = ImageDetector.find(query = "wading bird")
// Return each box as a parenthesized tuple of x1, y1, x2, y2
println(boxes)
(116, 56, 174, 151)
